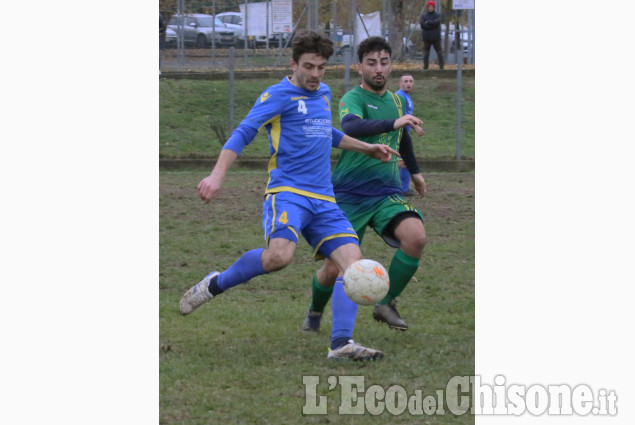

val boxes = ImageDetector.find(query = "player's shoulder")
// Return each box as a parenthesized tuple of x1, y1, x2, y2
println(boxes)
(317, 81, 332, 94)
(254, 79, 291, 105)
(385, 89, 401, 101)
(340, 86, 363, 104)
(311, 83, 331, 101)
(389, 89, 406, 104)
(338, 92, 354, 114)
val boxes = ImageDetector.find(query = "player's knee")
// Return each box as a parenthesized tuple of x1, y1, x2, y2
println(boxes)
(401, 231, 426, 256)
(413, 231, 427, 251)
(325, 262, 340, 281)
(262, 249, 293, 272)
(316, 260, 340, 286)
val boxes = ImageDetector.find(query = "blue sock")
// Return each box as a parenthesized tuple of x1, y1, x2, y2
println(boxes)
(213, 248, 267, 292)
(330, 277, 358, 349)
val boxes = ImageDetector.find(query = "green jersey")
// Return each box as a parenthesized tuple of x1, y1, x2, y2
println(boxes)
(332, 86, 407, 201)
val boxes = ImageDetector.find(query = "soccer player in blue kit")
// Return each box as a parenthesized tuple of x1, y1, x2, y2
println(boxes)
(396, 74, 417, 196)
(179, 29, 399, 360)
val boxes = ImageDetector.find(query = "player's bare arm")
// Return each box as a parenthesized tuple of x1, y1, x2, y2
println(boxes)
(338, 134, 400, 162)
(197, 149, 238, 203)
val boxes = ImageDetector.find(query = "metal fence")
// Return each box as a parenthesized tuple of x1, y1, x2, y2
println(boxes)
(159, 0, 474, 72)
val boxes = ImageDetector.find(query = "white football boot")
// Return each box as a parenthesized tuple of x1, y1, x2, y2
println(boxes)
(179, 271, 219, 315)
(327, 339, 384, 361)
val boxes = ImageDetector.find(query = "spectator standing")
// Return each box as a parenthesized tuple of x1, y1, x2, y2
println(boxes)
(420, 1, 444, 70)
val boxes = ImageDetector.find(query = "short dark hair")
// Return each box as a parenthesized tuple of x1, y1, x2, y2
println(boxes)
(357, 36, 392, 63)
(290, 29, 334, 63)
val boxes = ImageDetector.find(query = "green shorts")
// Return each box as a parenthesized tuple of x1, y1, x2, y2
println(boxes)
(335, 193, 424, 248)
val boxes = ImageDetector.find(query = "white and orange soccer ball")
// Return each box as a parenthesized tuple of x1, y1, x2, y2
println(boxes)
(343, 259, 390, 305)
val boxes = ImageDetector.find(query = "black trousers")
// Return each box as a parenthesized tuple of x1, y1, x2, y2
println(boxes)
(423, 39, 444, 69)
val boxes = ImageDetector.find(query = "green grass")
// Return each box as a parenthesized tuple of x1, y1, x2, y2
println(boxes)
(159, 75, 474, 160)
(160, 169, 474, 424)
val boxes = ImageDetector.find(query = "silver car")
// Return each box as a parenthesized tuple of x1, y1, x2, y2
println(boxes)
(168, 14, 235, 48)
(216, 11, 283, 48)
(164, 27, 178, 47)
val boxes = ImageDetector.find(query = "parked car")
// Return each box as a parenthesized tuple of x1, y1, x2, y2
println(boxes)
(216, 11, 285, 48)
(168, 14, 235, 48)
(164, 27, 178, 47)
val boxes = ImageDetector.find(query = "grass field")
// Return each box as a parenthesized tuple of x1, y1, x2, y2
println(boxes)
(159, 74, 474, 161)
(159, 169, 474, 424)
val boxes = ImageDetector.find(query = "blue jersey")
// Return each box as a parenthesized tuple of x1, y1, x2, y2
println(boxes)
(395, 89, 413, 132)
(224, 77, 343, 202)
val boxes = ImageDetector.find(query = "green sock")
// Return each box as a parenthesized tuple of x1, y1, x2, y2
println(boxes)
(309, 273, 333, 313)
(379, 249, 420, 305)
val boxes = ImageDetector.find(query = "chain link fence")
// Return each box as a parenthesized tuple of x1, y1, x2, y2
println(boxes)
(159, 0, 474, 72)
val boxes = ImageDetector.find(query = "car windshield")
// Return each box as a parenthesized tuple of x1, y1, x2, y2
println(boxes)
(196, 17, 224, 28)
(169, 16, 183, 25)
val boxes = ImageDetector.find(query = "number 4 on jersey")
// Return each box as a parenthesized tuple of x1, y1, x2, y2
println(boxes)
(297, 100, 307, 115)
(278, 211, 289, 224)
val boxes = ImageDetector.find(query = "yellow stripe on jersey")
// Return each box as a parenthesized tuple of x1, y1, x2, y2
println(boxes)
(312, 232, 359, 258)
(265, 186, 336, 203)
(390, 91, 403, 115)
(263, 115, 282, 187)
(388, 91, 404, 146)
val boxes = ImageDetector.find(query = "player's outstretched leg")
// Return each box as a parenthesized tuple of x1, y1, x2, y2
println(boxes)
(179, 247, 269, 315)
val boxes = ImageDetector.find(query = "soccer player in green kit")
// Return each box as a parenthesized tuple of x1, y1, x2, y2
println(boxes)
(302, 37, 427, 354)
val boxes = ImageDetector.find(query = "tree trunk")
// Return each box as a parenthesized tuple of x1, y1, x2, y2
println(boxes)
(389, 0, 404, 61)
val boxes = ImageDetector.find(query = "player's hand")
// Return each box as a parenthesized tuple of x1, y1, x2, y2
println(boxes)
(394, 115, 423, 130)
(411, 173, 426, 197)
(412, 123, 425, 137)
(367, 144, 400, 162)
(197, 173, 224, 203)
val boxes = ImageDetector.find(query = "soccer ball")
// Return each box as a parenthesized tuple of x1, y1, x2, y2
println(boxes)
(343, 259, 390, 306)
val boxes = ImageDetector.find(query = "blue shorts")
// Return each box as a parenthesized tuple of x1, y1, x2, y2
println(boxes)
(262, 191, 359, 259)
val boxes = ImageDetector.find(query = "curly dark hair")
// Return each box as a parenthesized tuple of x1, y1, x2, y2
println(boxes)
(290, 29, 334, 63)
(357, 36, 392, 62)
